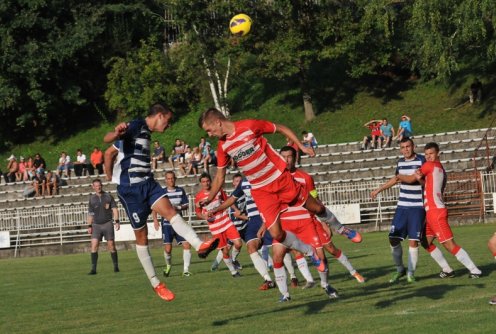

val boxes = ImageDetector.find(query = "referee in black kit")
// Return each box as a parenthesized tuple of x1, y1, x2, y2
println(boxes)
(87, 178, 120, 274)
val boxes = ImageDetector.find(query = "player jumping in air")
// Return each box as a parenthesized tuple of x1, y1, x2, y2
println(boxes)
(103, 103, 218, 301)
(198, 108, 361, 273)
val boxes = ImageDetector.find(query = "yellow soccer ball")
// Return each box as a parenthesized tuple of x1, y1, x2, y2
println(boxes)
(229, 14, 252, 36)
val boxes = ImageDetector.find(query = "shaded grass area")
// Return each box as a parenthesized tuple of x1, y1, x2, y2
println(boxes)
(1, 224, 496, 333)
(1, 76, 495, 170)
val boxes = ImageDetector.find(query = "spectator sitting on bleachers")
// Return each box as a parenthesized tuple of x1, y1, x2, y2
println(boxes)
(189, 147, 203, 176)
(4, 155, 18, 183)
(168, 138, 187, 170)
(89, 147, 104, 175)
(178, 146, 193, 176)
(151, 140, 166, 171)
(32, 168, 46, 197)
(46, 171, 61, 196)
(57, 151, 72, 179)
(394, 115, 413, 142)
(199, 137, 217, 174)
(74, 149, 88, 177)
(361, 119, 383, 150)
(380, 118, 395, 148)
(16, 156, 27, 181)
(33, 153, 46, 170)
(24, 156, 35, 181)
(302, 130, 318, 149)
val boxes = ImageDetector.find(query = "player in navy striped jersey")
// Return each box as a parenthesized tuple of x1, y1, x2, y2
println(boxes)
(209, 174, 276, 290)
(371, 137, 452, 283)
(103, 103, 218, 301)
(152, 171, 192, 277)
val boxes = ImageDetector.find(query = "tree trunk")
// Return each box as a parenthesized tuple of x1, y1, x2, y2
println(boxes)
(298, 67, 315, 122)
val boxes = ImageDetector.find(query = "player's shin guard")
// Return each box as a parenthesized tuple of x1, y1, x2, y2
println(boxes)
(335, 250, 356, 274)
(296, 255, 314, 283)
(391, 244, 404, 272)
(279, 231, 313, 256)
(223, 255, 237, 275)
(231, 247, 241, 262)
(452, 246, 481, 274)
(183, 249, 191, 273)
(318, 208, 344, 231)
(164, 251, 172, 266)
(426, 244, 453, 272)
(136, 245, 160, 288)
(283, 253, 296, 278)
(250, 252, 271, 281)
(318, 261, 329, 288)
(90, 252, 98, 272)
(407, 246, 419, 276)
(170, 214, 202, 250)
(273, 262, 288, 296)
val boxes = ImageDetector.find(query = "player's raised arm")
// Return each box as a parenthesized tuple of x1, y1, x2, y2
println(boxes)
(104, 122, 128, 143)
(103, 144, 118, 182)
(275, 123, 315, 157)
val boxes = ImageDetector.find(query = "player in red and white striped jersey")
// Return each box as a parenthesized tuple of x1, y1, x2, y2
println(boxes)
(195, 173, 243, 277)
(198, 108, 358, 274)
(410, 142, 481, 278)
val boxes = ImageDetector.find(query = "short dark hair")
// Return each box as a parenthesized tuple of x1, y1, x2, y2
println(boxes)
(302, 131, 308, 135)
(148, 103, 173, 117)
(424, 142, 439, 152)
(198, 108, 226, 128)
(233, 173, 243, 180)
(400, 137, 414, 146)
(92, 178, 102, 185)
(199, 172, 211, 182)
(165, 171, 176, 179)
(280, 145, 297, 157)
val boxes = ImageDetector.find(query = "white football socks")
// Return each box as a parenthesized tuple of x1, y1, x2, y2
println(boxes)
(283, 253, 296, 279)
(407, 246, 419, 276)
(391, 244, 404, 272)
(454, 248, 481, 274)
(428, 245, 453, 272)
(169, 214, 202, 250)
(250, 252, 272, 281)
(183, 249, 191, 272)
(136, 245, 160, 288)
(296, 257, 314, 283)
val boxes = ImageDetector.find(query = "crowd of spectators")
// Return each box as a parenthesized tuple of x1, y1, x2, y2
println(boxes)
(360, 115, 412, 150)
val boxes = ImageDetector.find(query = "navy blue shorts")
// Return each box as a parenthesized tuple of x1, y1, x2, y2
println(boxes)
(161, 222, 186, 245)
(117, 178, 167, 230)
(389, 207, 425, 241)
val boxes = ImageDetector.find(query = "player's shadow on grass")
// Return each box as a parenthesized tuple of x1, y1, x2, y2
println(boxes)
(374, 283, 486, 309)
(211, 299, 332, 327)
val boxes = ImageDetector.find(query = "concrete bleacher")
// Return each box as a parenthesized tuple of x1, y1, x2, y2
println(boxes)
(0, 127, 491, 211)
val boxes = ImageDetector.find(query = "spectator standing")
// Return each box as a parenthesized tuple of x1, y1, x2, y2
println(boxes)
(90, 147, 104, 175)
(361, 119, 383, 150)
(302, 131, 318, 149)
(151, 140, 165, 171)
(395, 115, 412, 142)
(74, 149, 88, 177)
(380, 118, 395, 148)
(469, 78, 482, 104)
(57, 151, 72, 179)
(87, 178, 120, 275)
(4, 155, 18, 183)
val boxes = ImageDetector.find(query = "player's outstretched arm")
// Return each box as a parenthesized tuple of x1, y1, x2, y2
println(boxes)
(208, 196, 237, 216)
(275, 123, 314, 157)
(370, 175, 398, 199)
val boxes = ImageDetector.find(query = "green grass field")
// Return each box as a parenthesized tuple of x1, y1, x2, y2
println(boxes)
(2, 224, 496, 334)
